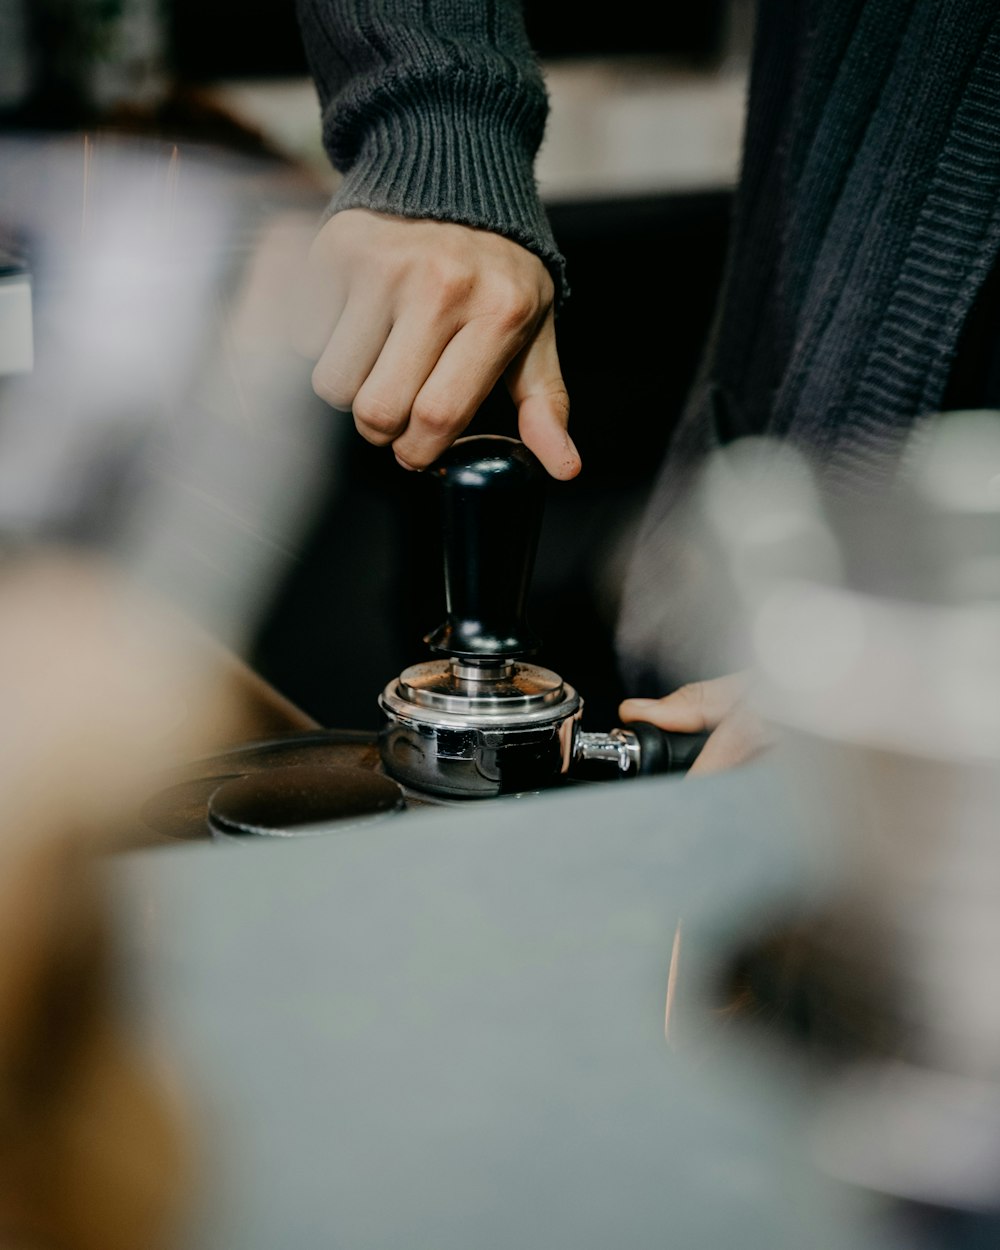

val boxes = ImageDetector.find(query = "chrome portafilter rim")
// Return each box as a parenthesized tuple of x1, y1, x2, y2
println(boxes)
(380, 658, 581, 728)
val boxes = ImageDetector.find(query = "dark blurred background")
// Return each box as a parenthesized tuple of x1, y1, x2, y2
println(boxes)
(0, 0, 744, 732)
(167, 1, 733, 81)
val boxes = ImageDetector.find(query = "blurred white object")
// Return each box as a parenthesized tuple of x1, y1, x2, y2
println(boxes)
(0, 133, 333, 652)
(679, 418, 1000, 761)
(677, 414, 1000, 1225)
(0, 264, 32, 375)
(197, 79, 338, 192)
(537, 59, 746, 201)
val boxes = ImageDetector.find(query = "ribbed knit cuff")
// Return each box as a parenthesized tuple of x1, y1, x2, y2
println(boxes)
(321, 98, 569, 308)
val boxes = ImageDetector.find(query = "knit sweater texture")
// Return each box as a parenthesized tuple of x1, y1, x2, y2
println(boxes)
(294, 0, 567, 300)
(296, 0, 1000, 689)
(617, 0, 1000, 688)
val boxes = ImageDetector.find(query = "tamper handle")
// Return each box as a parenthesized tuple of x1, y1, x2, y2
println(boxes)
(424, 434, 545, 659)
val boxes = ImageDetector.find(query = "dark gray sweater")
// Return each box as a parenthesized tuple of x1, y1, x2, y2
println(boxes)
(294, 0, 567, 300)
(619, 0, 1000, 687)
(295, 0, 1000, 689)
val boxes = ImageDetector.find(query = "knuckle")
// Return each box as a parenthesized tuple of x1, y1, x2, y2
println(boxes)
(492, 285, 538, 333)
(352, 392, 405, 437)
(310, 362, 354, 411)
(410, 396, 458, 436)
(443, 274, 475, 307)
(353, 413, 393, 446)
(428, 261, 475, 308)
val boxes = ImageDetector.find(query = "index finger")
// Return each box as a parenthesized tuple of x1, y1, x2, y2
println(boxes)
(505, 315, 580, 481)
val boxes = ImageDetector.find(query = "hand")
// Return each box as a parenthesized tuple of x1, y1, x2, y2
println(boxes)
(619, 673, 775, 776)
(294, 209, 581, 478)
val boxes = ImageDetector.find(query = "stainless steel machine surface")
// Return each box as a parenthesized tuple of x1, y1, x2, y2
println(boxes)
(111, 752, 900, 1250)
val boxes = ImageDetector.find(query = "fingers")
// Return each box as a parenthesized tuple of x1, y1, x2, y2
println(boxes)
(311, 289, 393, 416)
(389, 312, 534, 469)
(506, 314, 580, 480)
(299, 210, 581, 477)
(619, 673, 749, 733)
(619, 673, 776, 777)
(350, 310, 457, 448)
(292, 232, 349, 360)
(687, 704, 775, 776)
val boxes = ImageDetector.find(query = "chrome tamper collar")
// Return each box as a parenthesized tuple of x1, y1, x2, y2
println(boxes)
(381, 658, 580, 727)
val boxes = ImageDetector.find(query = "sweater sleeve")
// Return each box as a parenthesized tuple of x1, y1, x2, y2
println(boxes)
(294, 0, 568, 303)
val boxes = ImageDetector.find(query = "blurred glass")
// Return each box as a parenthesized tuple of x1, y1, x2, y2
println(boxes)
(670, 414, 1000, 1245)
(0, 130, 332, 651)
(0, 124, 338, 1247)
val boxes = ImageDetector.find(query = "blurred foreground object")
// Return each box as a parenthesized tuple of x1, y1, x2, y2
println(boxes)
(0, 549, 256, 1250)
(674, 413, 1000, 1246)
(0, 130, 330, 650)
(0, 129, 335, 1246)
(0, 243, 32, 375)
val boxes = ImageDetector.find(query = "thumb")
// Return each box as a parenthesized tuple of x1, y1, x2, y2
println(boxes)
(505, 313, 581, 480)
(619, 674, 750, 732)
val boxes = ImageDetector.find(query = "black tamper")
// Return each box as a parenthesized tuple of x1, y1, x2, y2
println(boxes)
(378, 435, 708, 799)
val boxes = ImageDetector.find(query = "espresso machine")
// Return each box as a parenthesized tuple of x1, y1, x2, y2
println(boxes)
(138, 435, 706, 843)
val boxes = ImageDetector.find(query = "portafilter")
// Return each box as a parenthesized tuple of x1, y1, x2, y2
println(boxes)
(378, 435, 707, 799)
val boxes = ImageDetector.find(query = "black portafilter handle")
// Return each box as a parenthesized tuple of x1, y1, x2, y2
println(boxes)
(571, 720, 711, 778)
(628, 722, 711, 774)
(424, 434, 545, 660)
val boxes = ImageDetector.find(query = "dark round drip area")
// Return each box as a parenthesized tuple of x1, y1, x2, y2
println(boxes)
(207, 764, 405, 839)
